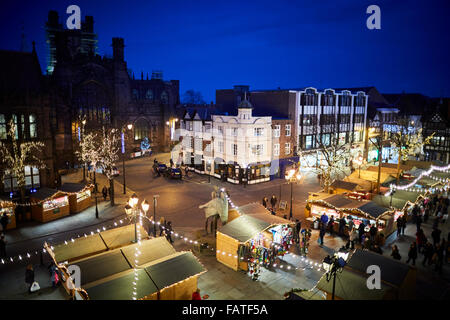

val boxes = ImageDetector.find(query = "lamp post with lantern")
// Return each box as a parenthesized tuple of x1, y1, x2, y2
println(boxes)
(285, 168, 302, 220)
(322, 247, 349, 300)
(125, 193, 150, 243)
(353, 154, 364, 178)
(122, 123, 133, 195)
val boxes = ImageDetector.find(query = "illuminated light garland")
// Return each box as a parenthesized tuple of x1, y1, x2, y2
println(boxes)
(390, 164, 450, 191)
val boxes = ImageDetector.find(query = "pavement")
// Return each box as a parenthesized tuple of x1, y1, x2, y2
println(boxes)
(1, 152, 450, 300)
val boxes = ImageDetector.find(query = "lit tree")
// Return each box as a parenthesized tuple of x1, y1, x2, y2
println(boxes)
(300, 136, 351, 192)
(97, 127, 120, 206)
(391, 117, 434, 182)
(75, 130, 101, 179)
(0, 119, 46, 202)
(140, 137, 150, 153)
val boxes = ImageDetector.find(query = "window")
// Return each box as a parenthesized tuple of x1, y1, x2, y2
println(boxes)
(0, 114, 6, 139)
(145, 90, 153, 100)
(3, 166, 40, 192)
(217, 126, 223, 136)
(29, 114, 37, 138)
(305, 135, 313, 149)
(251, 144, 263, 156)
(273, 143, 280, 156)
(254, 128, 264, 136)
(285, 143, 291, 155)
(321, 133, 330, 146)
(273, 125, 280, 138)
(132, 89, 139, 100)
(134, 118, 149, 140)
(285, 124, 291, 137)
(231, 128, 238, 136)
(232, 144, 238, 156)
(218, 141, 224, 153)
(161, 91, 169, 104)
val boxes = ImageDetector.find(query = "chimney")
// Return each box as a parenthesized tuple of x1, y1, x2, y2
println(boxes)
(83, 16, 94, 33)
(112, 37, 124, 61)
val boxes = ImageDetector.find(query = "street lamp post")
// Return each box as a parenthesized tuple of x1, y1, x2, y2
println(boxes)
(94, 170, 99, 219)
(285, 169, 302, 219)
(125, 193, 149, 243)
(153, 195, 159, 237)
(122, 124, 133, 195)
(322, 247, 348, 300)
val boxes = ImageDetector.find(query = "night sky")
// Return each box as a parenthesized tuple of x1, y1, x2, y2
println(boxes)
(1, 0, 449, 103)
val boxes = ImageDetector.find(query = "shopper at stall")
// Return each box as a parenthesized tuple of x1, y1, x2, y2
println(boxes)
(391, 245, 401, 260)
(328, 216, 334, 236)
(406, 242, 418, 266)
(270, 195, 277, 210)
(358, 222, 365, 243)
(338, 218, 346, 237)
(320, 212, 329, 225)
(369, 224, 377, 241)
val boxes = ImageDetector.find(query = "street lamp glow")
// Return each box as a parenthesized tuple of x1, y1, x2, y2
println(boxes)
(129, 193, 139, 207)
(127, 124, 133, 130)
(141, 200, 150, 213)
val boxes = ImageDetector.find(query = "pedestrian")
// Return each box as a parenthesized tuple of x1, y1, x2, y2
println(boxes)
(406, 242, 418, 265)
(294, 219, 301, 244)
(0, 234, 6, 258)
(358, 222, 365, 243)
(433, 243, 444, 274)
(320, 213, 329, 226)
(396, 216, 403, 237)
(369, 224, 378, 241)
(424, 207, 430, 223)
(372, 244, 383, 255)
(401, 215, 407, 235)
(165, 221, 174, 244)
(318, 223, 326, 247)
(0, 213, 8, 233)
(328, 216, 334, 236)
(262, 197, 268, 208)
(170, 158, 174, 168)
(25, 264, 35, 293)
(348, 217, 354, 233)
(48, 262, 59, 288)
(192, 288, 202, 300)
(348, 227, 358, 250)
(338, 218, 346, 237)
(184, 166, 189, 178)
(159, 217, 166, 236)
(270, 195, 277, 210)
(422, 241, 434, 266)
(416, 228, 426, 253)
(391, 245, 401, 260)
(416, 214, 422, 232)
(431, 228, 441, 246)
(102, 186, 108, 201)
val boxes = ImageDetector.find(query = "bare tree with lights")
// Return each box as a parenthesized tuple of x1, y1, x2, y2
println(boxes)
(97, 127, 121, 206)
(300, 136, 351, 193)
(390, 117, 434, 183)
(0, 119, 46, 202)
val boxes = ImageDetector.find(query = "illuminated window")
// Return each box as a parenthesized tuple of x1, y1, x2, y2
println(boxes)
(273, 125, 280, 138)
(134, 118, 149, 140)
(273, 143, 280, 156)
(0, 114, 6, 139)
(29, 114, 37, 138)
(285, 124, 291, 137)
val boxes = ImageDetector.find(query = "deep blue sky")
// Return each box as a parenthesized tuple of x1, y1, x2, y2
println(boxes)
(1, 0, 449, 103)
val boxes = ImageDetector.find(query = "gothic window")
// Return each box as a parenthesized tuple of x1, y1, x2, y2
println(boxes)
(0, 114, 6, 139)
(146, 90, 153, 100)
(132, 89, 139, 100)
(29, 114, 37, 138)
(161, 91, 169, 104)
(134, 118, 149, 140)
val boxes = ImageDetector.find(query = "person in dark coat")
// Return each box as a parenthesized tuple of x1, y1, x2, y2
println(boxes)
(338, 218, 346, 237)
(25, 264, 35, 293)
(262, 197, 268, 208)
(165, 221, 174, 244)
(102, 186, 108, 201)
(416, 214, 423, 232)
(0, 213, 8, 233)
(422, 241, 434, 266)
(391, 245, 401, 260)
(318, 223, 326, 246)
(396, 216, 403, 237)
(358, 222, 365, 243)
(0, 235, 6, 258)
(406, 242, 418, 265)
(328, 216, 334, 236)
(401, 215, 407, 235)
(369, 224, 378, 241)
(294, 219, 301, 244)
(270, 195, 277, 210)
(431, 228, 441, 246)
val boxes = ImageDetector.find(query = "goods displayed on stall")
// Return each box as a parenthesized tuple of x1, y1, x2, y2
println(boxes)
(44, 225, 206, 300)
(0, 199, 16, 230)
(30, 188, 70, 223)
(216, 203, 294, 278)
(58, 183, 93, 214)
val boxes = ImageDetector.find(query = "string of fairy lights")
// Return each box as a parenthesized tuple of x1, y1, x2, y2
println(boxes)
(132, 215, 143, 300)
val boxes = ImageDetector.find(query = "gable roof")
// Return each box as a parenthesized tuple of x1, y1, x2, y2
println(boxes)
(330, 180, 358, 191)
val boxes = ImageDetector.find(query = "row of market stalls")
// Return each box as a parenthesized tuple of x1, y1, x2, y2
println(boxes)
(44, 224, 206, 300)
(216, 202, 295, 279)
(306, 193, 397, 236)
(0, 183, 93, 228)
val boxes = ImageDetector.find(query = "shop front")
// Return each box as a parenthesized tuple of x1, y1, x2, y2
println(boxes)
(213, 158, 227, 181)
(193, 154, 205, 174)
(30, 188, 70, 223)
(247, 162, 271, 184)
(227, 162, 241, 184)
(59, 183, 93, 214)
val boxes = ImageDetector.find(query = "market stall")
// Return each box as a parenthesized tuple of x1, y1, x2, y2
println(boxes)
(30, 188, 70, 223)
(58, 183, 93, 214)
(216, 203, 294, 277)
(0, 199, 16, 230)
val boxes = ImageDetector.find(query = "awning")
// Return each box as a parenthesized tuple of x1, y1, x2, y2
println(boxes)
(59, 183, 89, 193)
(121, 237, 176, 267)
(31, 187, 59, 200)
(52, 234, 107, 263)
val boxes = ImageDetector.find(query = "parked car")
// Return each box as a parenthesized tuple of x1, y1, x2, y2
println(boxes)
(167, 167, 182, 179)
(153, 163, 168, 176)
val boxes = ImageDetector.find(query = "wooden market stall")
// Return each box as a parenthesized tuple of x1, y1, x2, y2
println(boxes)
(30, 188, 70, 223)
(58, 183, 93, 214)
(372, 189, 426, 222)
(0, 198, 16, 230)
(216, 203, 294, 272)
(45, 231, 206, 300)
(306, 193, 395, 237)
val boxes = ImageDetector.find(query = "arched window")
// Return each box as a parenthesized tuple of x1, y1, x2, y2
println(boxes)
(29, 114, 37, 138)
(134, 118, 149, 140)
(0, 114, 6, 140)
(146, 90, 153, 100)
(132, 89, 139, 100)
(161, 91, 168, 104)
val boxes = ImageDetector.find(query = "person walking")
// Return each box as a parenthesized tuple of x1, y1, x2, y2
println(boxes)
(416, 214, 423, 232)
(0, 234, 6, 258)
(391, 245, 401, 260)
(431, 228, 441, 246)
(328, 216, 334, 236)
(348, 217, 354, 233)
(401, 215, 407, 235)
(0, 213, 8, 233)
(102, 186, 108, 201)
(358, 222, 365, 244)
(318, 223, 326, 247)
(348, 227, 358, 250)
(369, 224, 378, 241)
(159, 217, 166, 236)
(48, 262, 59, 288)
(270, 195, 277, 210)
(165, 221, 174, 244)
(25, 264, 35, 293)
(294, 219, 301, 244)
(262, 197, 268, 208)
(396, 217, 403, 237)
(184, 166, 189, 178)
(422, 241, 434, 266)
(406, 242, 418, 266)
(416, 228, 426, 253)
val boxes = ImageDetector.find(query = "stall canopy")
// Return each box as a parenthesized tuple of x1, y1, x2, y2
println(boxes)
(121, 236, 176, 267)
(219, 203, 292, 243)
(330, 180, 358, 192)
(316, 249, 415, 300)
(143, 252, 206, 291)
(59, 183, 88, 193)
(372, 190, 425, 210)
(31, 187, 59, 200)
(51, 224, 148, 263)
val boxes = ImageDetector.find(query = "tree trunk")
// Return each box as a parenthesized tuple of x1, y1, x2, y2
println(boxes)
(109, 178, 115, 206)
(83, 163, 86, 182)
(396, 150, 401, 184)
